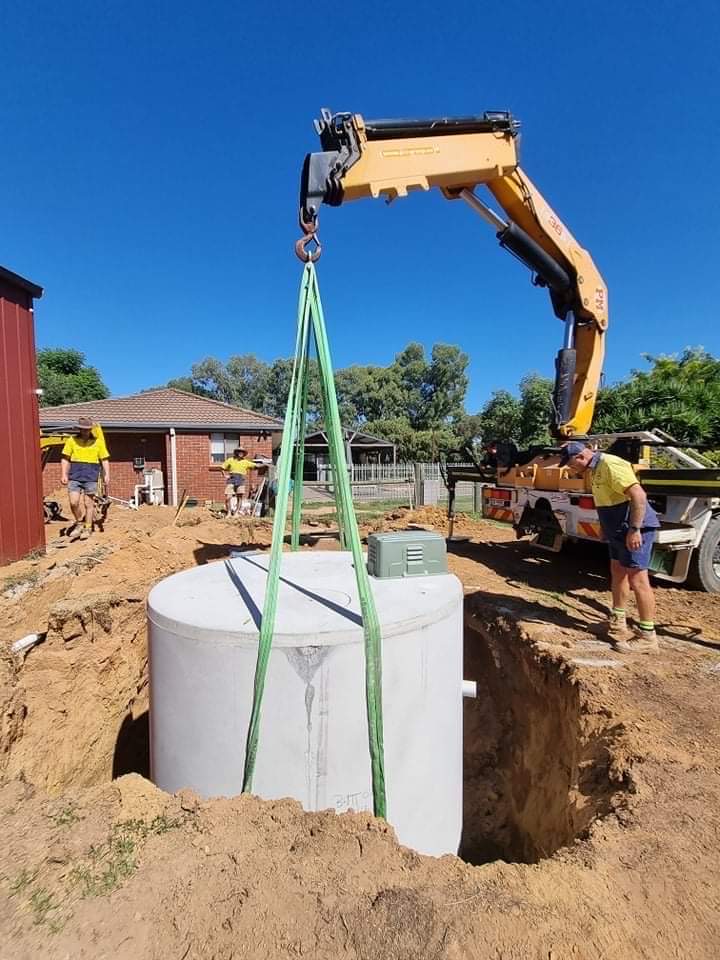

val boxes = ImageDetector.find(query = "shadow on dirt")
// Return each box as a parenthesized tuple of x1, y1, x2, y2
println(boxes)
(192, 533, 343, 566)
(113, 711, 150, 780)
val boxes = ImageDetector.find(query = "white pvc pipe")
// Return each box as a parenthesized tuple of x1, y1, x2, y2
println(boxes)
(462, 679, 477, 699)
(11, 633, 42, 655)
(170, 428, 178, 507)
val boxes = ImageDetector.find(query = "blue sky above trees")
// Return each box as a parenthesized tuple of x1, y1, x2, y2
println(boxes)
(3, 0, 719, 410)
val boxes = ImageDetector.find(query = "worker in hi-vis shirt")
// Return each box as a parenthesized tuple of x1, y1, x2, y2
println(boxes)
(60, 416, 110, 540)
(222, 446, 256, 516)
(560, 441, 660, 653)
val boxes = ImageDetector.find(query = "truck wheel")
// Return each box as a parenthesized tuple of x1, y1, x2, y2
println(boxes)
(688, 515, 720, 593)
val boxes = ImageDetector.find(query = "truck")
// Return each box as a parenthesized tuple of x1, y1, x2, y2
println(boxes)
(471, 430, 720, 593)
(296, 108, 720, 591)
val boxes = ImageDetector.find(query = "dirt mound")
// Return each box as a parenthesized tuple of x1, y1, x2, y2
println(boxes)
(1, 498, 720, 957)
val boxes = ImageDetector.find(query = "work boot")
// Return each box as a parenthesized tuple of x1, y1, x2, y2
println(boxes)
(614, 628, 659, 654)
(589, 611, 631, 641)
(77, 527, 91, 542)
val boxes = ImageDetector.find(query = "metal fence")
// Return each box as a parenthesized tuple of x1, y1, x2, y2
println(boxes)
(315, 462, 473, 483)
(303, 462, 479, 510)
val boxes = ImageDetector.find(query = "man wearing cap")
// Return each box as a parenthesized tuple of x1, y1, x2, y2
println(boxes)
(60, 418, 111, 540)
(222, 446, 256, 516)
(560, 441, 660, 652)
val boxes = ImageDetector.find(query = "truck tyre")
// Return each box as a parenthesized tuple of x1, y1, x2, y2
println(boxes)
(688, 515, 720, 594)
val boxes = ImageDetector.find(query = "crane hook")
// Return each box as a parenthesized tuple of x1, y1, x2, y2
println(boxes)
(295, 217, 322, 262)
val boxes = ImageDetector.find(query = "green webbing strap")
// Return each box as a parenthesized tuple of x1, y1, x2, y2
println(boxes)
(290, 334, 309, 551)
(242, 262, 386, 818)
(242, 267, 312, 793)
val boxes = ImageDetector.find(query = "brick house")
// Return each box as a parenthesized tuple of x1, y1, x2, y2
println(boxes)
(39, 388, 283, 504)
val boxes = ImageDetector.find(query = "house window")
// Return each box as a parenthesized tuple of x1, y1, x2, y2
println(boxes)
(210, 432, 240, 464)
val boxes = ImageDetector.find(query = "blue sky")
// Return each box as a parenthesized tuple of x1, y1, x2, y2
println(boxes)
(2, 0, 719, 412)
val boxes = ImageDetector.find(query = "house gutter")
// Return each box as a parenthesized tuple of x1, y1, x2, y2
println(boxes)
(169, 428, 178, 507)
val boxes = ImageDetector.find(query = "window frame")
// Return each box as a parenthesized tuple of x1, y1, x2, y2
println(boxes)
(210, 432, 241, 465)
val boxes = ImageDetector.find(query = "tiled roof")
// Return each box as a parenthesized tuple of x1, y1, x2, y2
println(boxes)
(39, 388, 283, 431)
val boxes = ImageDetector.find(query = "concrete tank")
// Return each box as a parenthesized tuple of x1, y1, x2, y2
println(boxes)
(147, 551, 463, 856)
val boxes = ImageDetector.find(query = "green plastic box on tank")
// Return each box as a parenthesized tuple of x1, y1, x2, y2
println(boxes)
(366, 530, 448, 579)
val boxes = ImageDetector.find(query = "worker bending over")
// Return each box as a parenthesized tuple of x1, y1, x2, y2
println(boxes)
(560, 441, 659, 653)
(222, 446, 255, 516)
(60, 417, 110, 540)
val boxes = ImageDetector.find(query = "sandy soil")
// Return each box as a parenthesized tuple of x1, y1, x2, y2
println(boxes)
(1, 495, 719, 958)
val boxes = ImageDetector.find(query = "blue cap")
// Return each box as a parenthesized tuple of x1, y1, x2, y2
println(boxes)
(559, 441, 587, 465)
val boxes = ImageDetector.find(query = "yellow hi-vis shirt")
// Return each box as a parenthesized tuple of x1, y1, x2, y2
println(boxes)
(61, 434, 110, 482)
(590, 453, 640, 507)
(222, 457, 254, 476)
(61, 435, 110, 464)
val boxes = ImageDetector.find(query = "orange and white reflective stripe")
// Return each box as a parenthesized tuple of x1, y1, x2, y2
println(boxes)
(485, 507, 514, 523)
(577, 520, 603, 539)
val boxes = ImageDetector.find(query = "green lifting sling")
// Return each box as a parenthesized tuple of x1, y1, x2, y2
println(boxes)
(241, 262, 387, 819)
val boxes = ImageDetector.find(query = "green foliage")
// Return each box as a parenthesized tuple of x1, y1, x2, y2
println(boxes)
(594, 348, 720, 445)
(166, 341, 470, 460)
(477, 389, 522, 445)
(475, 374, 554, 449)
(29, 888, 60, 927)
(9, 869, 37, 894)
(37, 348, 109, 407)
(70, 816, 184, 899)
(474, 349, 720, 454)
(48, 803, 81, 828)
(517, 374, 554, 447)
(362, 417, 461, 461)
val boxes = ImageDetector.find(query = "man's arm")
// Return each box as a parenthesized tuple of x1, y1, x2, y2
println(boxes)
(625, 483, 647, 550)
(101, 457, 110, 487)
(60, 455, 70, 485)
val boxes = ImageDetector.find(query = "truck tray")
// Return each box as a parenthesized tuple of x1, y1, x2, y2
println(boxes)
(638, 469, 720, 497)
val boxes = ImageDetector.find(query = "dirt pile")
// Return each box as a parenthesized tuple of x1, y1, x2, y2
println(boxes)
(0, 504, 275, 795)
(1, 498, 719, 957)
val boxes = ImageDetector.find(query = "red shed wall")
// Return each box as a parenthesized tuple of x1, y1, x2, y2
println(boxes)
(0, 281, 45, 565)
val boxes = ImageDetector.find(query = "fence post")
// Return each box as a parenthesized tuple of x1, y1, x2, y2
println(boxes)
(473, 482, 483, 514)
(413, 462, 424, 508)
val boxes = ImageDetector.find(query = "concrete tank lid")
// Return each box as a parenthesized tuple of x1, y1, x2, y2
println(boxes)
(147, 550, 462, 646)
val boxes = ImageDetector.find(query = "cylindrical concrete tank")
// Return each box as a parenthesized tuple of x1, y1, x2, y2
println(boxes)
(147, 551, 463, 856)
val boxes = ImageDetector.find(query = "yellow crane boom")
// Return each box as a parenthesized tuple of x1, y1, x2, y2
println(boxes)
(298, 109, 607, 437)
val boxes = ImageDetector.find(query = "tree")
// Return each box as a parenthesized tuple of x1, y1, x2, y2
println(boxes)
(478, 389, 522, 444)
(363, 417, 461, 461)
(594, 349, 720, 446)
(424, 344, 469, 425)
(37, 348, 109, 407)
(163, 341, 472, 459)
(517, 373, 554, 447)
(453, 412, 484, 452)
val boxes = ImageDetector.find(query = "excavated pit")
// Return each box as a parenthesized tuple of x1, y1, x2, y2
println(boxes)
(1, 592, 625, 865)
(461, 607, 626, 864)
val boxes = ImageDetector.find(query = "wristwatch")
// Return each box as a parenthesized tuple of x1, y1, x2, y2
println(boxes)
(629, 525, 641, 532)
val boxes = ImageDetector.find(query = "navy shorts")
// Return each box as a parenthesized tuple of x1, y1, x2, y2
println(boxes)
(68, 479, 98, 494)
(606, 528, 656, 570)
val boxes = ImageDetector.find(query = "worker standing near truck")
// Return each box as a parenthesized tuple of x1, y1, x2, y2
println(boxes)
(60, 417, 110, 540)
(222, 446, 256, 516)
(560, 441, 660, 652)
